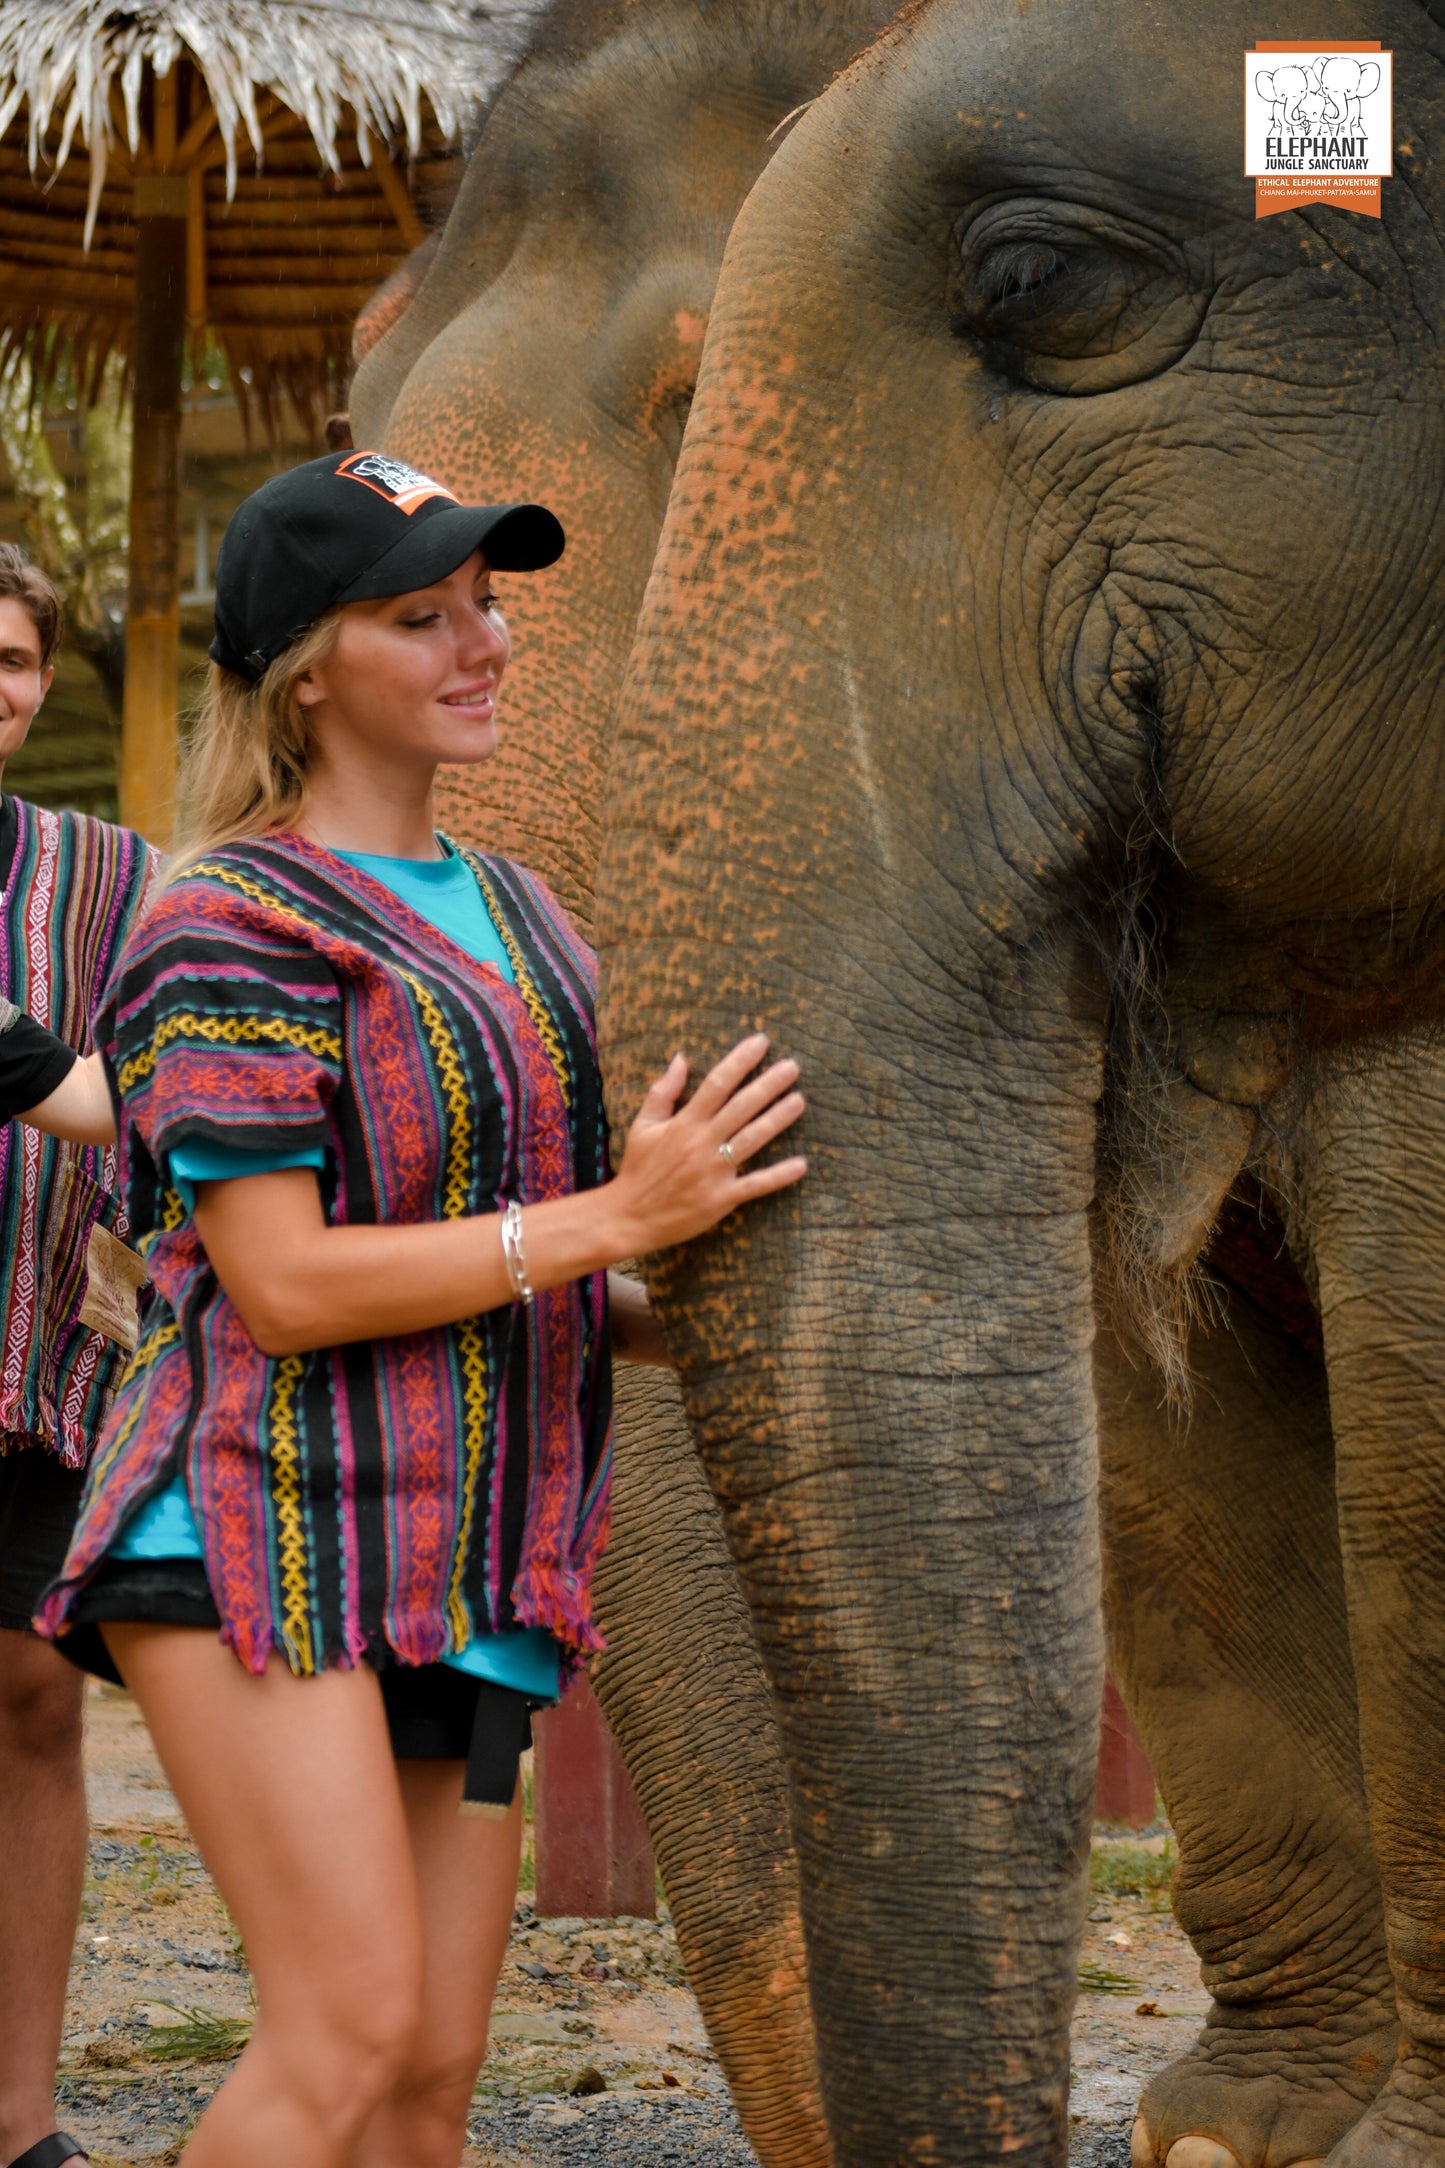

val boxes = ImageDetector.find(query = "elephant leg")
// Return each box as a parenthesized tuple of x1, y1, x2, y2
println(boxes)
(1097, 1284, 1396, 2168)
(589, 1365, 831, 2168)
(1294, 1044, 1445, 2168)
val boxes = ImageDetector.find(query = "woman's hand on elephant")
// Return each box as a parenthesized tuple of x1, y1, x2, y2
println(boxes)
(608, 1032, 807, 1255)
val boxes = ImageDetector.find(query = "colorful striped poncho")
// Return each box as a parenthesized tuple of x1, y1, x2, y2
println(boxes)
(39, 833, 613, 1675)
(0, 795, 156, 1461)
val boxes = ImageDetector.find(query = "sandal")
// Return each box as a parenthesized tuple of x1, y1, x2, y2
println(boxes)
(5, 2137, 89, 2168)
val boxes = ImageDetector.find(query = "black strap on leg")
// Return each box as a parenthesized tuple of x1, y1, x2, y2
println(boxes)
(462, 1680, 533, 1817)
(6, 2136, 89, 2168)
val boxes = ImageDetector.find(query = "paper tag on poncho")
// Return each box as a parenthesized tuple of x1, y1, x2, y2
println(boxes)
(79, 1222, 148, 1351)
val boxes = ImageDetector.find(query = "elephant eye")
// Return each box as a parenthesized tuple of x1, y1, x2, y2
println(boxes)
(980, 241, 1072, 313)
(948, 201, 1206, 395)
(953, 226, 1116, 346)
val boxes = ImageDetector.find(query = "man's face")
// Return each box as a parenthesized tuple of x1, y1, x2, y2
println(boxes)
(0, 597, 52, 769)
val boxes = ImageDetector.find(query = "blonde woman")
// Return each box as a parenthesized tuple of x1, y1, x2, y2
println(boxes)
(38, 452, 806, 2168)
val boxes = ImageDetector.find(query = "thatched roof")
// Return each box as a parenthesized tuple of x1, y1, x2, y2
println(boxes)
(0, 0, 554, 429)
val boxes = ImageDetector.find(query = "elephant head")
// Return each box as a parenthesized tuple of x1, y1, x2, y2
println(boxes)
(597, 0, 1445, 2159)
(351, 0, 899, 928)
(1318, 53, 1384, 128)
(1256, 62, 1315, 128)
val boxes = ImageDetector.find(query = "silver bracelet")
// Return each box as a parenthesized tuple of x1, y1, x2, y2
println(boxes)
(500, 1199, 535, 1305)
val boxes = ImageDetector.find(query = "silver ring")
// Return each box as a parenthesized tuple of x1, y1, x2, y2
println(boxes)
(717, 1139, 738, 1171)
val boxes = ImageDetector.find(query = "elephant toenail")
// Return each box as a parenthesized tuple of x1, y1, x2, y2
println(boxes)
(1131, 2116, 1158, 2167)
(1165, 2143, 1245, 2168)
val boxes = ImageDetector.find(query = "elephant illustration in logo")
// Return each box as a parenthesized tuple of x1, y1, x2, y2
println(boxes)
(1256, 54, 1382, 134)
(1318, 52, 1382, 131)
(1255, 62, 1316, 130)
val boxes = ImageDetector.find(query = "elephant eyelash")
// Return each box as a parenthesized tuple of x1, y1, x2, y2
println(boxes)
(982, 241, 1071, 306)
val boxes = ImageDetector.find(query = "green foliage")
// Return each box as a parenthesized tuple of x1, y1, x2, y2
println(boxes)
(1077, 1960, 1143, 1996)
(0, 346, 130, 721)
(140, 2003, 252, 2064)
(1090, 1839, 1174, 1903)
(119, 1833, 188, 1908)
(516, 1757, 536, 1892)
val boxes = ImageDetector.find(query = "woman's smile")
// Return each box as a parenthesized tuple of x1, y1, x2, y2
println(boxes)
(438, 679, 497, 718)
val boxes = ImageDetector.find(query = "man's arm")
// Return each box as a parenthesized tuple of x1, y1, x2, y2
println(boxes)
(21, 1050, 115, 1146)
(0, 997, 115, 1144)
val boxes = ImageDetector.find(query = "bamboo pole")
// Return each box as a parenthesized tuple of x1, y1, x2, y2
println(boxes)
(120, 165, 187, 844)
(366, 139, 425, 250)
(186, 163, 206, 326)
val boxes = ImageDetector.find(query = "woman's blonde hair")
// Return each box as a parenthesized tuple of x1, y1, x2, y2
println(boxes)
(171, 612, 342, 873)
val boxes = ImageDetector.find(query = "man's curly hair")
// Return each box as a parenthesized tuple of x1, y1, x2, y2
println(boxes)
(0, 544, 61, 669)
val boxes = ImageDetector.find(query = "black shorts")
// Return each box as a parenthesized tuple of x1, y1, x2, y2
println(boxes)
(62, 1557, 533, 1807)
(0, 1446, 87, 1633)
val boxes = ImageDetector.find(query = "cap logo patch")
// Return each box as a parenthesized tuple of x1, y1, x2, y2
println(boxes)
(337, 451, 460, 515)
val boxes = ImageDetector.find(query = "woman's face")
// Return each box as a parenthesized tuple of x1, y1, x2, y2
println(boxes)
(297, 550, 511, 774)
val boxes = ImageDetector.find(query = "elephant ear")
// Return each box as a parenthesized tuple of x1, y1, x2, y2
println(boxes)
(1357, 61, 1382, 97)
(1255, 69, 1277, 96)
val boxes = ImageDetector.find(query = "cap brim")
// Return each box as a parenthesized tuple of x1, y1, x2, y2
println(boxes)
(335, 501, 565, 604)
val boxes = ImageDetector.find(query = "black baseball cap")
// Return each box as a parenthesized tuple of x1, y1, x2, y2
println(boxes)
(210, 449, 566, 681)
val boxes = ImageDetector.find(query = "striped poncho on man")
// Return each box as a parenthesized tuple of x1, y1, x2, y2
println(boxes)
(0, 794, 156, 1460)
(40, 833, 613, 1676)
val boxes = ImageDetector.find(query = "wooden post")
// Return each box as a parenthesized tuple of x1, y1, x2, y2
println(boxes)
(1096, 1674, 1156, 1826)
(532, 1675, 656, 1918)
(121, 166, 188, 845)
(366, 137, 426, 251)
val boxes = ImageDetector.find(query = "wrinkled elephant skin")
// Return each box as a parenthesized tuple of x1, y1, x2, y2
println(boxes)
(598, 1, 1445, 2163)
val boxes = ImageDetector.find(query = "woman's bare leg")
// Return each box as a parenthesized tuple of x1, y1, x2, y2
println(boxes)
(104, 1624, 425, 2168)
(354, 1761, 522, 2168)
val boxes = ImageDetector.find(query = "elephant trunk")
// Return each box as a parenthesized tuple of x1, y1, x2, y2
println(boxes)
(591, 1364, 831, 2166)
(597, 138, 1115, 2150)
(1291, 1039, 1445, 2068)
(688, 1102, 1102, 2163)
(599, 743, 1106, 2159)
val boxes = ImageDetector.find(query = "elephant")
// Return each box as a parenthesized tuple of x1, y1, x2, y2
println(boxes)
(592, 0, 1445, 2163)
(350, 5, 900, 2163)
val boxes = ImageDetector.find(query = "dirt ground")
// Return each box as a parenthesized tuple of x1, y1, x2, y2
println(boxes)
(59, 1681, 1197, 2165)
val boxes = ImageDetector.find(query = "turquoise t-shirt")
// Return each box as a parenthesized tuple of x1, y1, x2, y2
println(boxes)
(111, 841, 559, 1705)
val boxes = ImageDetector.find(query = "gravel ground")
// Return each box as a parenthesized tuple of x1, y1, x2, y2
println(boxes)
(472, 2098, 1139, 2164)
(470, 2091, 762, 2165)
(65, 1682, 1177, 2165)
(1071, 2134, 1134, 2168)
